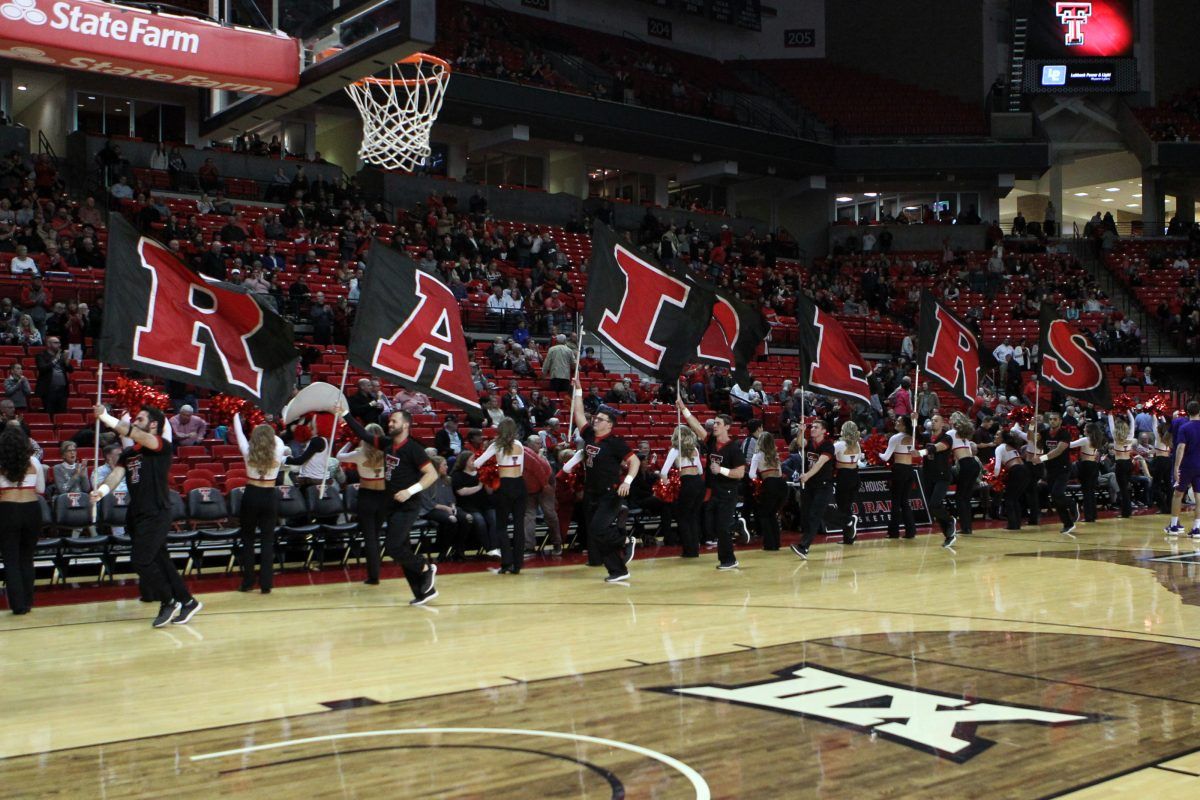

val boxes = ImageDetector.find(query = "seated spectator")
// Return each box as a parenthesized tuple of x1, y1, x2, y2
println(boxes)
(109, 176, 134, 201)
(53, 440, 91, 495)
(10, 244, 37, 275)
(1118, 365, 1141, 387)
(169, 405, 208, 446)
(15, 314, 41, 346)
(92, 444, 127, 493)
(579, 346, 603, 374)
(198, 158, 222, 192)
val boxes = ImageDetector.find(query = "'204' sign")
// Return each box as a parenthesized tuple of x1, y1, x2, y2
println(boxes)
(647, 17, 673, 40)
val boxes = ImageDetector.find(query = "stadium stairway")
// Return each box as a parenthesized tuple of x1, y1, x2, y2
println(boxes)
(1072, 239, 1183, 358)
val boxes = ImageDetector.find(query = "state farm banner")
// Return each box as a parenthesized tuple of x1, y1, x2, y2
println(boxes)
(0, 0, 299, 95)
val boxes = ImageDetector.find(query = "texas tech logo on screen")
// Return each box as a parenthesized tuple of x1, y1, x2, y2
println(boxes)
(371, 270, 477, 410)
(664, 665, 1099, 762)
(132, 238, 266, 397)
(1056, 2, 1092, 46)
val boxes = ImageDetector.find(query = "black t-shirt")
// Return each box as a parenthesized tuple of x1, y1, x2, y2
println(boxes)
(805, 438, 836, 486)
(451, 470, 490, 511)
(1042, 425, 1070, 474)
(121, 439, 173, 515)
(922, 431, 953, 482)
(706, 433, 745, 490)
(581, 424, 631, 496)
(381, 436, 431, 508)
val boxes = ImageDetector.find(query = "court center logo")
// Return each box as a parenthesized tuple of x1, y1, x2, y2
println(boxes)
(660, 664, 1104, 762)
(1, 0, 47, 24)
(1056, 2, 1092, 46)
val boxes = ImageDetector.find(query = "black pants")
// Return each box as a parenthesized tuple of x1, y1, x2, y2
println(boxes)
(674, 474, 704, 557)
(0, 501, 40, 613)
(926, 474, 952, 534)
(493, 477, 528, 572)
(130, 508, 193, 605)
(887, 464, 917, 538)
(1152, 456, 1173, 514)
(1025, 464, 1044, 524)
(1003, 464, 1031, 530)
(823, 468, 860, 543)
(461, 507, 497, 551)
(704, 486, 739, 565)
(1046, 467, 1075, 527)
(239, 485, 277, 589)
(800, 480, 835, 549)
(585, 491, 628, 576)
(1077, 461, 1100, 522)
(358, 488, 389, 583)
(757, 476, 788, 550)
(955, 458, 980, 534)
(425, 508, 472, 558)
(1115, 459, 1133, 518)
(385, 503, 428, 598)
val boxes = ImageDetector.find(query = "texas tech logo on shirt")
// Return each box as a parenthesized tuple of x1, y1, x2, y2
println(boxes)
(127, 455, 142, 484)
(662, 664, 1099, 761)
(585, 443, 600, 467)
(384, 454, 400, 481)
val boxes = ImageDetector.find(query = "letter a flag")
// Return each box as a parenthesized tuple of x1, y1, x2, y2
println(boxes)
(349, 242, 481, 415)
(1038, 303, 1111, 408)
(918, 291, 985, 405)
(583, 223, 715, 382)
(97, 214, 298, 415)
(695, 285, 772, 390)
(795, 294, 871, 405)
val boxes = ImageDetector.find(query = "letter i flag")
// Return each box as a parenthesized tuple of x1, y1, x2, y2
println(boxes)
(583, 223, 716, 382)
(96, 214, 298, 415)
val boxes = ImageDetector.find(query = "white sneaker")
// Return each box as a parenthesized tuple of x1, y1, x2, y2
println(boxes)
(485, 548, 501, 557)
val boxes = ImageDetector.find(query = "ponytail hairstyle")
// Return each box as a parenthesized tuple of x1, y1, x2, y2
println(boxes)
(361, 423, 386, 470)
(671, 424, 698, 460)
(840, 420, 861, 450)
(756, 431, 780, 471)
(950, 411, 974, 440)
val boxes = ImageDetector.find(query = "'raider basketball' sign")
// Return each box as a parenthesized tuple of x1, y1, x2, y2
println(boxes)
(0, 0, 298, 94)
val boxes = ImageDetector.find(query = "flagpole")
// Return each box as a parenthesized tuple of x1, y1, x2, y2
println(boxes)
(566, 316, 584, 445)
(91, 362, 103, 524)
(318, 359, 350, 498)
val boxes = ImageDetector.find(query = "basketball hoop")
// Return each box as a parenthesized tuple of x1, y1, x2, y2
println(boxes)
(345, 53, 451, 173)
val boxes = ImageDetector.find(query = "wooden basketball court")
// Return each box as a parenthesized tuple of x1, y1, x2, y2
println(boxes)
(4, 517, 1200, 798)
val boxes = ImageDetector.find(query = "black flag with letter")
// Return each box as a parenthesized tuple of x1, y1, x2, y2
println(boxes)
(694, 285, 772, 390)
(97, 214, 298, 414)
(795, 294, 872, 405)
(583, 223, 715, 381)
(918, 291, 986, 404)
(349, 242, 481, 415)
(1038, 303, 1111, 408)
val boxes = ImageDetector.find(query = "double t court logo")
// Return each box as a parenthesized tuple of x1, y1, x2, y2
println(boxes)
(1056, 2, 1093, 46)
(656, 664, 1105, 762)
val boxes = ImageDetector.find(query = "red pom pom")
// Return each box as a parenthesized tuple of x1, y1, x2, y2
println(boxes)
(1145, 393, 1172, 417)
(1009, 405, 1034, 427)
(750, 476, 763, 499)
(1111, 394, 1137, 415)
(478, 461, 500, 490)
(653, 470, 681, 503)
(861, 433, 889, 466)
(981, 459, 1008, 492)
(107, 376, 169, 414)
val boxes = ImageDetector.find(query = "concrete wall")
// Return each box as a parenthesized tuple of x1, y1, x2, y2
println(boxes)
(825, 0, 985, 105)
(314, 115, 363, 175)
(830, 224, 992, 253)
(1152, 0, 1200, 102)
(0, 126, 30, 157)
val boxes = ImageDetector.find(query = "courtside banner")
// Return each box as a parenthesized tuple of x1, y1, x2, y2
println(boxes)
(0, 0, 299, 95)
(805, 467, 931, 533)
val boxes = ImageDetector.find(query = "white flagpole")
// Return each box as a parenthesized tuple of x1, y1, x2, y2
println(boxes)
(91, 362, 103, 524)
(566, 317, 585, 445)
(318, 359, 351, 498)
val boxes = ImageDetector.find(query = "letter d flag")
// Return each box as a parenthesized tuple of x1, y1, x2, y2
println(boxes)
(97, 214, 298, 414)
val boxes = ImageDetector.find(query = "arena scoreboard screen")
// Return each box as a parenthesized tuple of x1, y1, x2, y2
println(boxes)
(1023, 0, 1138, 93)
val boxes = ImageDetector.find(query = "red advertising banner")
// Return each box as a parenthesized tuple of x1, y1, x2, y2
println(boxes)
(0, 0, 299, 95)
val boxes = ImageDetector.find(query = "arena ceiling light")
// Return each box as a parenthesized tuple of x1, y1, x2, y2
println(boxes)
(863, 192, 878, 197)
(836, 196, 853, 203)
(1074, 192, 1088, 196)
(16, 85, 27, 91)
(1105, 187, 1120, 192)
(1133, 193, 1142, 198)
(1101, 198, 1114, 203)
(1126, 203, 1139, 207)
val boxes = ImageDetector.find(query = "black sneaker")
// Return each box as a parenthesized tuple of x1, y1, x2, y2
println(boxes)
(420, 563, 437, 595)
(153, 602, 181, 628)
(624, 537, 636, 566)
(942, 531, 957, 549)
(172, 598, 203, 625)
(716, 560, 739, 570)
(844, 515, 858, 545)
(790, 543, 808, 559)
(604, 572, 630, 583)
(1061, 523, 1077, 537)
(410, 589, 438, 606)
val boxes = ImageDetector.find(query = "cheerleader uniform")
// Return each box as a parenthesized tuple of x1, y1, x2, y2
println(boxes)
(749, 451, 787, 551)
(336, 441, 389, 584)
(661, 447, 704, 557)
(994, 441, 1029, 530)
(1108, 412, 1136, 518)
(951, 433, 980, 535)
(882, 433, 920, 539)
(822, 440, 862, 544)
(1151, 425, 1173, 514)
(475, 442, 527, 574)
(0, 456, 43, 615)
(1073, 437, 1101, 523)
(233, 413, 287, 592)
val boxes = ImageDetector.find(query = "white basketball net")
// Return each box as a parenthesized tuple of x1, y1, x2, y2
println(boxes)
(345, 55, 450, 173)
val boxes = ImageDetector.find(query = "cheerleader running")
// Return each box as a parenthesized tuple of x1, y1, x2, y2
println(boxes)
(994, 427, 1030, 530)
(660, 425, 704, 557)
(1075, 423, 1105, 524)
(922, 413, 958, 548)
(474, 418, 528, 574)
(0, 426, 43, 615)
(336, 424, 389, 584)
(822, 421, 862, 544)
(1151, 418, 1173, 515)
(882, 415, 921, 539)
(1108, 411, 1136, 518)
(949, 413, 980, 536)
(749, 432, 788, 551)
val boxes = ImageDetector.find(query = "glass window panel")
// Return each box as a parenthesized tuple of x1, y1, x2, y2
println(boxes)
(76, 94, 104, 135)
(161, 104, 185, 143)
(133, 101, 160, 142)
(104, 97, 130, 137)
